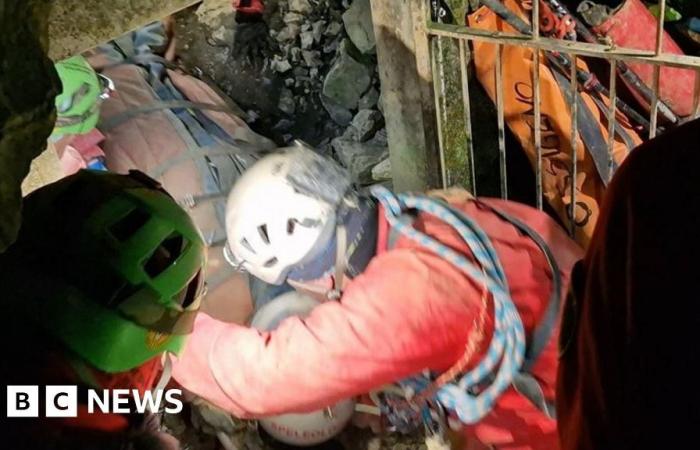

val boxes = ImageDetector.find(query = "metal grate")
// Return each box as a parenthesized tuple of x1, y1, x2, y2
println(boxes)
(422, 0, 700, 237)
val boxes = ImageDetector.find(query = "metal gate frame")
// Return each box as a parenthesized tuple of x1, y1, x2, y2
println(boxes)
(371, 0, 700, 233)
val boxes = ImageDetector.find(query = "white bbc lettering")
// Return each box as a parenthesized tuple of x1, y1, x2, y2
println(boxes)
(87, 389, 110, 413)
(6, 386, 39, 418)
(111, 389, 131, 414)
(45, 386, 77, 418)
(164, 389, 183, 414)
(133, 389, 163, 414)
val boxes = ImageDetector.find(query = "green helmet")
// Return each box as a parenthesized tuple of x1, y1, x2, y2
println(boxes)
(0, 170, 206, 373)
(53, 55, 110, 136)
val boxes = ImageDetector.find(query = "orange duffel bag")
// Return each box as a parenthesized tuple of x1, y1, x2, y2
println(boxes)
(468, 0, 643, 247)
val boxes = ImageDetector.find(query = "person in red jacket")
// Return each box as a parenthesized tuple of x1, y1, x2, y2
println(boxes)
(172, 143, 583, 449)
(231, 0, 272, 66)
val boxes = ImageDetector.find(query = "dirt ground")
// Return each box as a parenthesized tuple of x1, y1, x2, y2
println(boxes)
(173, 2, 345, 151)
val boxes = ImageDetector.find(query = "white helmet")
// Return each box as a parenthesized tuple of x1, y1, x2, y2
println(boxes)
(225, 143, 352, 285)
(250, 291, 355, 446)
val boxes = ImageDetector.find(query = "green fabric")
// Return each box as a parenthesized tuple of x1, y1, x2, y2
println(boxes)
(53, 55, 102, 136)
(0, 171, 206, 373)
(648, 3, 683, 22)
(0, 0, 59, 252)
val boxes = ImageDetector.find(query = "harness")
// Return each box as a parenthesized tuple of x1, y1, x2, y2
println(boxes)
(363, 187, 561, 434)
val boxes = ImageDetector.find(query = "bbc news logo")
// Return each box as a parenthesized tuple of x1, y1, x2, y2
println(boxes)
(6, 385, 183, 418)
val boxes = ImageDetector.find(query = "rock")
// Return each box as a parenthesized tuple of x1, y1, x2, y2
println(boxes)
(195, 0, 234, 28)
(302, 50, 323, 67)
(272, 118, 294, 132)
(358, 87, 380, 110)
(371, 157, 392, 181)
(322, 40, 371, 109)
(276, 23, 301, 42)
(284, 11, 305, 24)
(332, 138, 389, 184)
(312, 20, 327, 42)
(291, 46, 303, 63)
(293, 67, 310, 78)
(285, 78, 295, 87)
(321, 94, 354, 126)
(323, 38, 340, 53)
(278, 88, 296, 115)
(289, 0, 313, 14)
(342, 125, 359, 141)
(372, 127, 389, 147)
(377, 91, 385, 114)
(342, 0, 376, 54)
(351, 109, 384, 141)
(325, 21, 343, 36)
(271, 56, 292, 73)
(301, 30, 315, 49)
(310, 67, 320, 78)
(246, 109, 260, 123)
(191, 401, 237, 435)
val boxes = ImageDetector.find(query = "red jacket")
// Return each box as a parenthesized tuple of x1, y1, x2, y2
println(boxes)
(172, 193, 583, 449)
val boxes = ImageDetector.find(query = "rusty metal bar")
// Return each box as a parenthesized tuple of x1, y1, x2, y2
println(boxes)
(569, 54, 578, 237)
(426, 22, 700, 70)
(459, 39, 477, 194)
(650, 64, 661, 139)
(655, 0, 666, 55)
(533, 49, 543, 210)
(437, 36, 450, 156)
(49, 0, 200, 60)
(607, 59, 618, 177)
(532, 0, 540, 39)
(431, 36, 449, 188)
(532, 0, 542, 210)
(496, 44, 508, 199)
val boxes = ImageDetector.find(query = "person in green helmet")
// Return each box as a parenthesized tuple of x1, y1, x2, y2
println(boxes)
(49, 22, 290, 325)
(52, 55, 113, 139)
(0, 169, 205, 450)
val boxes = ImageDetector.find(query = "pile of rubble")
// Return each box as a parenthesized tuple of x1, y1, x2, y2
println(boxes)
(163, 399, 429, 450)
(266, 0, 391, 185)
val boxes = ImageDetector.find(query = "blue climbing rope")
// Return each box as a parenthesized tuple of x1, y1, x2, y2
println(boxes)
(369, 186, 526, 424)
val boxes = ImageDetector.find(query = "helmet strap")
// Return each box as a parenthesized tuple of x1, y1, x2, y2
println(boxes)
(149, 355, 173, 414)
(288, 196, 378, 294)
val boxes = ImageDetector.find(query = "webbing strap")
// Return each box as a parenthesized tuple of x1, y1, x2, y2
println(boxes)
(588, 93, 638, 151)
(99, 100, 240, 133)
(148, 142, 255, 179)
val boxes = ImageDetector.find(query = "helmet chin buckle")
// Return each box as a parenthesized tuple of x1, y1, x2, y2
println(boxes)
(223, 242, 247, 272)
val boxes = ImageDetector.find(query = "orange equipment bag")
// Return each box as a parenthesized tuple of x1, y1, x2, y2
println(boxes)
(468, 0, 643, 247)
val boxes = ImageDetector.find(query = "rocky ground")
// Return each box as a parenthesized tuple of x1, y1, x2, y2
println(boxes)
(162, 398, 429, 450)
(174, 0, 392, 188)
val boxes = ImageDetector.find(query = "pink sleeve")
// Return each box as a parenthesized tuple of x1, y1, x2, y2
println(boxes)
(171, 249, 486, 417)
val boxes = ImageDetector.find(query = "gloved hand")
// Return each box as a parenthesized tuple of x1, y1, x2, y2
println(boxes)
(231, 11, 272, 68)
